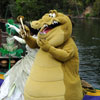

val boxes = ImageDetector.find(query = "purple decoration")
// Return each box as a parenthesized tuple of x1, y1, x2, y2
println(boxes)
(83, 95, 100, 100)
(0, 79, 4, 86)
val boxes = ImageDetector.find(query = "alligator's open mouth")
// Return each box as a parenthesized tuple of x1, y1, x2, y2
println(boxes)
(25, 21, 40, 35)
(39, 21, 61, 35)
(30, 28, 40, 35)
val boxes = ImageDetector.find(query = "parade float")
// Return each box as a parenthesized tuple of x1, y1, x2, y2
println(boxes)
(0, 19, 23, 85)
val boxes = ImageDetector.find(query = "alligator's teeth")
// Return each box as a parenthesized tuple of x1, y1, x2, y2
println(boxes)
(52, 21, 54, 25)
(44, 24, 48, 28)
(53, 21, 58, 24)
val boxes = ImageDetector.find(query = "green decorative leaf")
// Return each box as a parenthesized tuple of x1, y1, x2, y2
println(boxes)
(6, 19, 19, 35)
(16, 49, 23, 57)
(7, 19, 14, 24)
(0, 47, 23, 57)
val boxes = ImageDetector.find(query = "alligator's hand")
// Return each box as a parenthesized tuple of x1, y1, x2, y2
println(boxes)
(19, 25, 38, 48)
(20, 25, 31, 39)
(37, 39, 51, 52)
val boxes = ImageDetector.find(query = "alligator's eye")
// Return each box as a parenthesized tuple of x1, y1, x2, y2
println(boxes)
(49, 13, 53, 17)
(49, 13, 56, 18)
(52, 13, 56, 18)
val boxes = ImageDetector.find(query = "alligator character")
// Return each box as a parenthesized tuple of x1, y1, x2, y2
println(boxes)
(21, 10, 83, 100)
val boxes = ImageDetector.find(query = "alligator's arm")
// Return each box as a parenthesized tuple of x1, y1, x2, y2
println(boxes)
(24, 36, 38, 49)
(48, 45, 74, 62)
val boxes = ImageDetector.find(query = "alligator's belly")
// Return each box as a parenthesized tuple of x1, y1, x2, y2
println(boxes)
(24, 49, 65, 100)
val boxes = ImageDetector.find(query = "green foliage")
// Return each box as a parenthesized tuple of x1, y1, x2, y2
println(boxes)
(9, 0, 65, 20)
(0, 0, 100, 19)
(85, 13, 90, 19)
(8, 0, 85, 20)
(93, 0, 100, 17)
(81, 0, 95, 7)
(0, 0, 11, 18)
